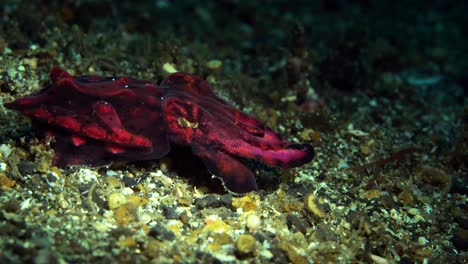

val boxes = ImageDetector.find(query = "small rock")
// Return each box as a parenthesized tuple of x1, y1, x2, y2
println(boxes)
(236, 234, 256, 258)
(195, 194, 218, 209)
(370, 254, 389, 264)
(452, 227, 468, 251)
(219, 193, 233, 206)
(360, 139, 375, 155)
(232, 194, 258, 212)
(177, 196, 193, 206)
(2, 198, 20, 213)
(114, 203, 137, 225)
(93, 221, 111, 233)
(144, 240, 165, 259)
(128, 195, 148, 206)
(206, 59, 223, 71)
(314, 223, 337, 242)
(138, 213, 152, 224)
(407, 208, 420, 216)
(108, 192, 127, 210)
(363, 189, 382, 200)
(278, 243, 308, 264)
(91, 188, 108, 210)
(398, 190, 414, 205)
(179, 212, 189, 224)
(212, 232, 233, 245)
(454, 212, 468, 229)
(286, 214, 310, 234)
(246, 214, 261, 232)
(196, 193, 233, 209)
(416, 165, 451, 187)
(122, 176, 139, 188)
(304, 193, 326, 219)
(252, 232, 269, 243)
(116, 236, 137, 248)
(286, 183, 310, 197)
(452, 236, 468, 251)
(76, 168, 99, 183)
(23, 58, 38, 70)
(148, 223, 176, 241)
(0, 144, 12, 158)
(0, 173, 16, 189)
(162, 205, 179, 219)
(18, 160, 36, 175)
(162, 62, 178, 76)
(109, 226, 133, 238)
(451, 174, 468, 195)
(202, 215, 230, 233)
(299, 128, 314, 141)
(399, 256, 416, 264)
(418, 236, 428, 245)
(269, 246, 290, 264)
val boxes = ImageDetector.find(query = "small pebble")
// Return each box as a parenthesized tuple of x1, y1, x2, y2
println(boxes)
(128, 195, 148, 206)
(18, 160, 36, 175)
(360, 139, 374, 155)
(0, 173, 16, 189)
(122, 176, 138, 188)
(0, 144, 12, 157)
(206, 59, 222, 71)
(162, 205, 179, 219)
(196, 193, 233, 209)
(398, 190, 414, 205)
(286, 214, 310, 234)
(0, 163, 7, 172)
(23, 58, 38, 70)
(407, 208, 420, 216)
(108, 192, 127, 210)
(114, 203, 137, 225)
(116, 236, 137, 248)
(417, 165, 450, 187)
(452, 227, 468, 251)
(236, 234, 256, 257)
(304, 193, 326, 218)
(232, 194, 258, 212)
(418, 236, 428, 245)
(162, 62, 178, 76)
(93, 221, 112, 233)
(246, 214, 261, 232)
(195, 194, 218, 209)
(148, 223, 176, 241)
(138, 213, 152, 224)
(219, 193, 233, 206)
(76, 168, 99, 183)
(363, 189, 381, 200)
(202, 216, 230, 233)
(370, 254, 389, 264)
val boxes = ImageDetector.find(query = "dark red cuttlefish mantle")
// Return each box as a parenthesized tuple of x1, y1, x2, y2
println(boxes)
(4, 67, 314, 193)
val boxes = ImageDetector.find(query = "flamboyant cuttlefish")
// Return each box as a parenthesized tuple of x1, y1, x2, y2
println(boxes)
(4, 67, 314, 193)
